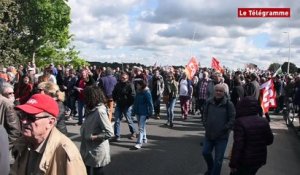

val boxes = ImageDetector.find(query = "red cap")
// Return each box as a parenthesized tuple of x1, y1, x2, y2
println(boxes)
(16, 94, 59, 117)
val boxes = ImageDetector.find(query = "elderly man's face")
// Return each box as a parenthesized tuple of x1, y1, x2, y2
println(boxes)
(3, 87, 15, 102)
(214, 85, 225, 99)
(19, 113, 54, 139)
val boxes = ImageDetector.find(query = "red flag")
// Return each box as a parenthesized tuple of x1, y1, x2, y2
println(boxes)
(185, 57, 199, 80)
(211, 57, 224, 73)
(260, 80, 277, 113)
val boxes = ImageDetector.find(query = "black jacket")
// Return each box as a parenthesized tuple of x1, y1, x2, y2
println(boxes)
(230, 96, 274, 169)
(112, 81, 135, 109)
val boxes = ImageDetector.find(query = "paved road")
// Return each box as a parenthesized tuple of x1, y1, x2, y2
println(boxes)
(66, 102, 300, 175)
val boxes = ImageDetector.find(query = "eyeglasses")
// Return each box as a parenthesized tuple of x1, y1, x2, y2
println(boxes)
(37, 88, 44, 92)
(5, 92, 14, 95)
(215, 89, 224, 92)
(19, 114, 50, 123)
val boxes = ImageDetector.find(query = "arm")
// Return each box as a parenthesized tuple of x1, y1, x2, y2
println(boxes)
(4, 104, 21, 148)
(160, 78, 165, 95)
(91, 108, 114, 141)
(112, 83, 118, 102)
(225, 101, 236, 130)
(265, 123, 274, 146)
(145, 90, 154, 116)
(203, 102, 209, 127)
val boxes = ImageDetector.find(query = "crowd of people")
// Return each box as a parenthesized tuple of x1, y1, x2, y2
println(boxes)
(0, 62, 299, 175)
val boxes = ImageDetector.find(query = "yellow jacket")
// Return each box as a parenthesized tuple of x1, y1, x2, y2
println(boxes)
(10, 127, 87, 175)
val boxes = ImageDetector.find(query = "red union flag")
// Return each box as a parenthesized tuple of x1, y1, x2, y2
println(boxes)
(260, 79, 277, 113)
(211, 57, 224, 73)
(185, 57, 199, 80)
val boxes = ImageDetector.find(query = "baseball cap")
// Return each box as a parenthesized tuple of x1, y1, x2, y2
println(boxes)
(16, 94, 59, 117)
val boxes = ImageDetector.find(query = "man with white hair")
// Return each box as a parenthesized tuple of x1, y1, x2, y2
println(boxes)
(202, 84, 236, 175)
(0, 82, 15, 103)
(0, 82, 20, 148)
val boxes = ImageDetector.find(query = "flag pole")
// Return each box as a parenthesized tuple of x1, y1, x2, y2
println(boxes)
(190, 27, 197, 58)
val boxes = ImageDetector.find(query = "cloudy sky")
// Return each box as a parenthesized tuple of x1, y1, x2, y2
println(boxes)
(68, 0, 300, 70)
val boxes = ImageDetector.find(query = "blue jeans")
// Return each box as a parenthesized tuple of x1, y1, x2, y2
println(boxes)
(136, 115, 147, 144)
(77, 100, 85, 123)
(166, 97, 177, 123)
(202, 138, 228, 175)
(114, 105, 137, 137)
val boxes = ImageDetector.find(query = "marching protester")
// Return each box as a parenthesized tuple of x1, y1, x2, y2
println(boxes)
(0, 82, 15, 103)
(11, 94, 87, 175)
(229, 96, 274, 175)
(163, 72, 178, 128)
(148, 69, 164, 119)
(202, 84, 236, 175)
(14, 74, 33, 105)
(0, 125, 10, 175)
(98, 67, 117, 122)
(244, 73, 260, 100)
(74, 69, 95, 125)
(0, 81, 21, 163)
(65, 68, 78, 118)
(132, 79, 154, 149)
(80, 85, 114, 175)
(178, 73, 193, 120)
(112, 71, 137, 141)
(230, 78, 245, 107)
(196, 71, 211, 118)
(37, 82, 68, 135)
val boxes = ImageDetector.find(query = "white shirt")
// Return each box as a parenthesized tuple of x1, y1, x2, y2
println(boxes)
(179, 79, 189, 96)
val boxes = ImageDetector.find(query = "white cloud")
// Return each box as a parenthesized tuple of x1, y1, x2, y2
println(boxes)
(68, 0, 300, 69)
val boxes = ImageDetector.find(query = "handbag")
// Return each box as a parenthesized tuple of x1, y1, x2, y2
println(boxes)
(163, 95, 169, 103)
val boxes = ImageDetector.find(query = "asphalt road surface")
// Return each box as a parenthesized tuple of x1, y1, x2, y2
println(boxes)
(66, 102, 300, 175)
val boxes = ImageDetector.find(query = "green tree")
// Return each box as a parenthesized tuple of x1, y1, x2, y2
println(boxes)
(281, 62, 298, 74)
(17, 0, 71, 63)
(1, 0, 87, 67)
(0, 0, 25, 66)
(268, 63, 281, 72)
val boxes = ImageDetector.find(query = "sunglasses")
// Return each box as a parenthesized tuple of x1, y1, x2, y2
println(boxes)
(19, 114, 50, 123)
(37, 88, 44, 92)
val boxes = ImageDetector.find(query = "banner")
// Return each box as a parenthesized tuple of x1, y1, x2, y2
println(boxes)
(185, 57, 199, 80)
(211, 57, 224, 73)
(260, 79, 277, 113)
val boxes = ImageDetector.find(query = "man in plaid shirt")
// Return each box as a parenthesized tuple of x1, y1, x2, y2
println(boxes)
(196, 71, 212, 118)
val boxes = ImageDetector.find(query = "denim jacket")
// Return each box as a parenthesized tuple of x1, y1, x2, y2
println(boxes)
(133, 87, 154, 116)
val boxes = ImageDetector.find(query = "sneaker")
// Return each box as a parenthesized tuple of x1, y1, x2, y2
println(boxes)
(143, 139, 148, 143)
(164, 121, 169, 126)
(129, 133, 137, 140)
(111, 136, 121, 142)
(77, 122, 82, 125)
(156, 115, 160, 119)
(134, 144, 142, 149)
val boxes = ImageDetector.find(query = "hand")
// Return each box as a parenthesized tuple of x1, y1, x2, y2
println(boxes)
(90, 135, 98, 141)
(230, 168, 237, 174)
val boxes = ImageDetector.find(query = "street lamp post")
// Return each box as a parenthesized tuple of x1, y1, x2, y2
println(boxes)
(283, 32, 291, 74)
